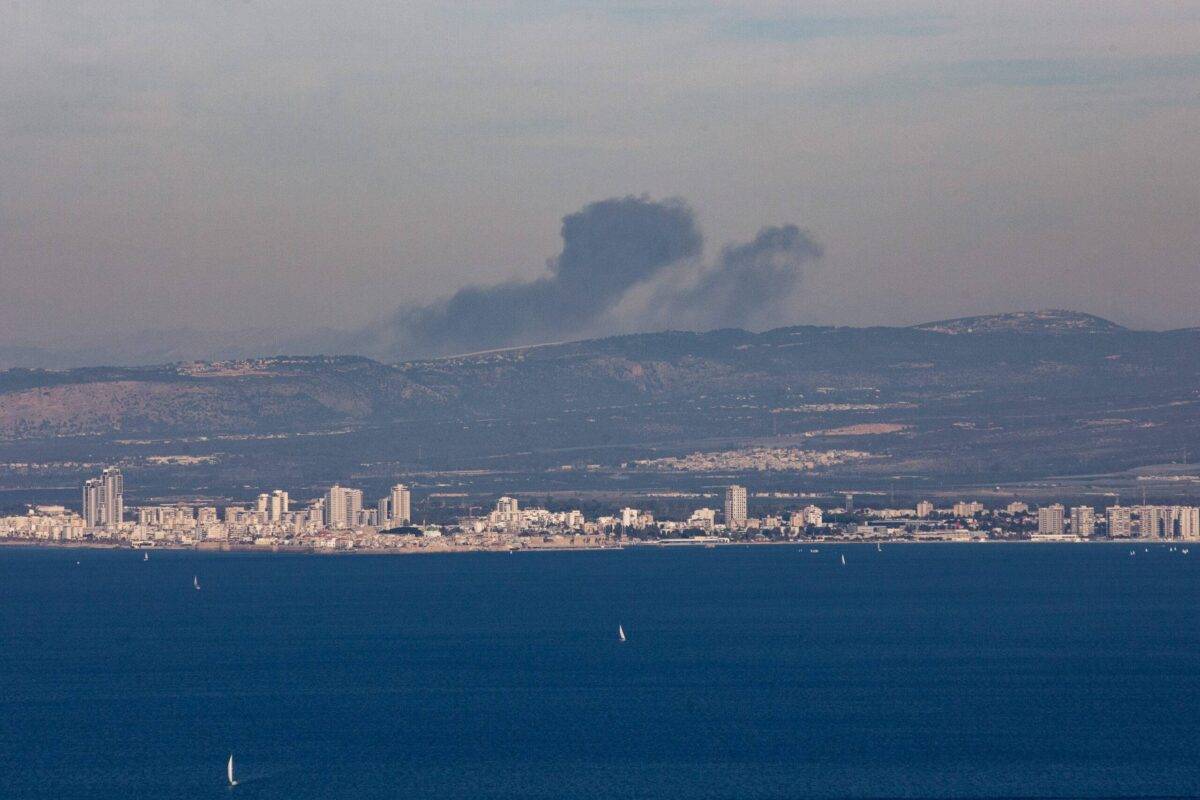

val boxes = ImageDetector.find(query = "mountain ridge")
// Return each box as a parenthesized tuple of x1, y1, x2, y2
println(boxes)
(910, 309, 1126, 335)
(0, 309, 1148, 372)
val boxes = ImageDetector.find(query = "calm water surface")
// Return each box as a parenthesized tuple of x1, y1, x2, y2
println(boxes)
(1, 544, 1198, 799)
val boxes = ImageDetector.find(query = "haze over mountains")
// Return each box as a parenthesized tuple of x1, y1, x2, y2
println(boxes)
(0, 308, 1159, 371)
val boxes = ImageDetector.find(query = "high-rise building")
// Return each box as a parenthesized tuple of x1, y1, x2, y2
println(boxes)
(1176, 506, 1200, 539)
(1106, 505, 1132, 537)
(325, 485, 363, 529)
(915, 500, 934, 518)
(1070, 506, 1095, 537)
(1006, 501, 1029, 515)
(269, 490, 289, 522)
(389, 484, 412, 525)
(724, 485, 747, 528)
(256, 493, 270, 514)
(952, 500, 984, 517)
(101, 467, 123, 529)
(377, 497, 390, 526)
(82, 478, 103, 528)
(1037, 504, 1065, 536)
(1135, 506, 1167, 538)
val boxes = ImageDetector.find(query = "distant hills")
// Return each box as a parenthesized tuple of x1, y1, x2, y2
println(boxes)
(911, 310, 1127, 335)
(2, 310, 1199, 487)
(0, 326, 352, 371)
(0, 309, 1155, 371)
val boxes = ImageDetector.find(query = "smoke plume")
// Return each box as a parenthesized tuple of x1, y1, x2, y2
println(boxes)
(648, 224, 823, 330)
(369, 196, 822, 358)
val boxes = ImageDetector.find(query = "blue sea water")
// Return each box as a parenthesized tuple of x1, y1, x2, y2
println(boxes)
(1, 543, 1198, 799)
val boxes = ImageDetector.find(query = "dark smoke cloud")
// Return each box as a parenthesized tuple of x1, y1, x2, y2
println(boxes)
(651, 224, 823, 329)
(367, 196, 822, 358)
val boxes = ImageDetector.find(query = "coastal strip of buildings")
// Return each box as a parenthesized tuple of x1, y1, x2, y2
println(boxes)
(1, 473, 1199, 552)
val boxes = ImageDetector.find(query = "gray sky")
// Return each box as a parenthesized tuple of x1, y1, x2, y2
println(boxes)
(4, 1, 1200, 348)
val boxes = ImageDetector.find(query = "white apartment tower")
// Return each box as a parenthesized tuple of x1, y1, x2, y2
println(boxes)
(1135, 506, 1167, 538)
(953, 501, 984, 517)
(1106, 506, 1132, 537)
(325, 485, 363, 529)
(270, 490, 289, 522)
(101, 467, 123, 529)
(1070, 506, 1095, 537)
(82, 478, 103, 528)
(1175, 506, 1200, 539)
(724, 485, 748, 528)
(1037, 504, 1065, 536)
(389, 484, 412, 525)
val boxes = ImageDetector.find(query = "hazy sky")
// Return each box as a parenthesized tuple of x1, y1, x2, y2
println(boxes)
(4, 1, 1200, 348)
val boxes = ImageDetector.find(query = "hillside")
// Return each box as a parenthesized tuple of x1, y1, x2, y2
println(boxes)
(911, 309, 1126, 335)
(2, 311, 1199, 495)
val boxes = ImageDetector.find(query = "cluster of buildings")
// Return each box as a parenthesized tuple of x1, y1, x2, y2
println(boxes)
(1033, 502, 1199, 539)
(0, 469, 416, 548)
(3, 470, 1200, 551)
(632, 447, 872, 472)
(81, 467, 124, 529)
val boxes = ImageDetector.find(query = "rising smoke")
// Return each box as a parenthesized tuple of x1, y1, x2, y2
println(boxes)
(366, 196, 822, 358)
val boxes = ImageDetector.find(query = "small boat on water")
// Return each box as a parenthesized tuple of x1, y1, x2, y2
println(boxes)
(193, 575, 201, 591)
(143, 552, 149, 562)
(227, 753, 237, 787)
(617, 624, 626, 642)
(840, 554, 846, 566)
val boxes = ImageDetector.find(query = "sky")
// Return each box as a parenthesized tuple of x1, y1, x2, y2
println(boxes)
(3, 1, 1200, 355)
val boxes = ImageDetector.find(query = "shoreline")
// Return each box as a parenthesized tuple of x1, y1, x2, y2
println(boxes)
(0, 537, 1188, 556)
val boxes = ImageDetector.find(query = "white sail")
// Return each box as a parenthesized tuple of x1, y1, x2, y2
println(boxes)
(840, 554, 846, 565)
(227, 754, 237, 786)
(193, 575, 200, 590)
(618, 624, 626, 642)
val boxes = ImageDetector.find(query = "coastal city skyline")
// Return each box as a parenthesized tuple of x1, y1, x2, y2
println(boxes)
(3, 469, 1199, 552)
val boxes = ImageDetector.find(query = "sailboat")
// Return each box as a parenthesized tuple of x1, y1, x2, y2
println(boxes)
(227, 754, 237, 787)
(193, 575, 201, 591)
(617, 624, 626, 642)
(143, 552, 149, 562)
(840, 554, 846, 566)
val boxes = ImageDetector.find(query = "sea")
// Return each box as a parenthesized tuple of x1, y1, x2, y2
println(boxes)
(1, 543, 1198, 800)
